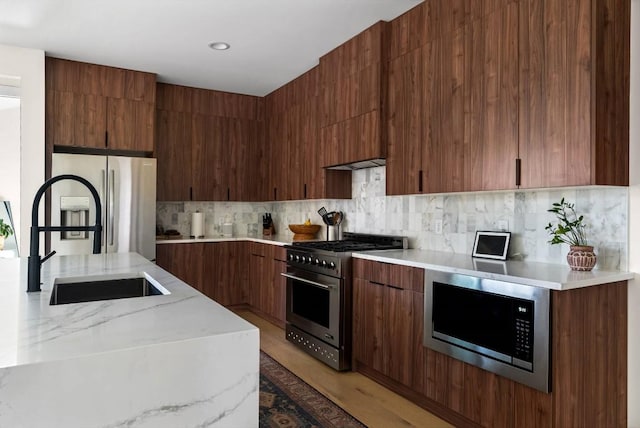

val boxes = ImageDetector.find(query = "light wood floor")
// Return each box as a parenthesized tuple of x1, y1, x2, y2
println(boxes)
(235, 309, 453, 428)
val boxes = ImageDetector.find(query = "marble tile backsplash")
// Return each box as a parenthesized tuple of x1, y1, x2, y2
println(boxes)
(157, 166, 629, 270)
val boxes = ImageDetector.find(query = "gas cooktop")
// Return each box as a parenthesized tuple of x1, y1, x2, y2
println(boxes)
(290, 232, 408, 253)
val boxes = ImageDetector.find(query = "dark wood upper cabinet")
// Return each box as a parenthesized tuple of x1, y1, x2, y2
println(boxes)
(107, 98, 155, 152)
(463, 3, 519, 192)
(318, 21, 387, 168)
(387, 1, 519, 195)
(518, 0, 629, 188)
(265, 66, 351, 201)
(386, 0, 629, 195)
(155, 83, 264, 202)
(156, 109, 192, 201)
(46, 91, 107, 149)
(45, 57, 156, 152)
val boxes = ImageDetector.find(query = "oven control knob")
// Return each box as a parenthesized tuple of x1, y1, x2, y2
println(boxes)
(329, 261, 336, 269)
(295, 255, 300, 262)
(321, 260, 327, 267)
(289, 254, 294, 261)
(314, 258, 320, 265)
(301, 256, 307, 263)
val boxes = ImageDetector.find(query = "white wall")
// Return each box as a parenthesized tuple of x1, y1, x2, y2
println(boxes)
(0, 95, 21, 243)
(628, 1, 640, 426)
(0, 44, 45, 255)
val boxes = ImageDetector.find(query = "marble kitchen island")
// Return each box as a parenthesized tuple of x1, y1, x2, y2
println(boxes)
(0, 252, 258, 427)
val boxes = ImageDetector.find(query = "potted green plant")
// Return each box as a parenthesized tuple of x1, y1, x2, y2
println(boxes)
(0, 218, 13, 251)
(545, 198, 596, 271)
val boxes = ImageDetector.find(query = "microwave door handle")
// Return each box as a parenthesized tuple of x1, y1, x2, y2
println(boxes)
(280, 273, 334, 290)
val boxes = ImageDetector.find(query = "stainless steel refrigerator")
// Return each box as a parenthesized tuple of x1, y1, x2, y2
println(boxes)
(51, 153, 157, 260)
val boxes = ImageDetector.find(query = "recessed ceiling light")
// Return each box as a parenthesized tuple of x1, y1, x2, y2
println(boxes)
(208, 42, 230, 51)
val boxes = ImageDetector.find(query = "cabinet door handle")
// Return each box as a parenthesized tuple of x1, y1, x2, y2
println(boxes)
(227, 187, 230, 201)
(105, 131, 109, 148)
(189, 186, 193, 201)
(370, 281, 385, 287)
(515, 158, 521, 187)
(387, 284, 403, 290)
(304, 183, 307, 199)
(418, 170, 423, 192)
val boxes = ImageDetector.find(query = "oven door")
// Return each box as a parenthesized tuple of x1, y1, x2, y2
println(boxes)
(283, 267, 342, 348)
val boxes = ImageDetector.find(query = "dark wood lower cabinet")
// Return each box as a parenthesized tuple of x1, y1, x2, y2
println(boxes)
(157, 241, 287, 327)
(353, 262, 425, 391)
(248, 244, 266, 309)
(249, 243, 286, 327)
(158, 248, 627, 427)
(353, 258, 627, 428)
(210, 241, 246, 306)
(155, 242, 206, 294)
(271, 247, 287, 324)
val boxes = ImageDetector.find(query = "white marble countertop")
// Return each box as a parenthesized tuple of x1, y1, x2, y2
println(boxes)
(156, 234, 292, 246)
(159, 236, 634, 290)
(353, 249, 634, 290)
(0, 252, 257, 370)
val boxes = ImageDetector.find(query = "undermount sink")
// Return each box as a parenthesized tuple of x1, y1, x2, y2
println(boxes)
(50, 272, 170, 305)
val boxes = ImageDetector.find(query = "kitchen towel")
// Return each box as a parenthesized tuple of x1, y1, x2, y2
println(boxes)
(190, 212, 205, 238)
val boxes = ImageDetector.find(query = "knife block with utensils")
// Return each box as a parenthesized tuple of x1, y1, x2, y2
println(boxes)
(262, 213, 275, 236)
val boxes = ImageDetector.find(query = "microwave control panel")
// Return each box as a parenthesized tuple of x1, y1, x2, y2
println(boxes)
(513, 301, 534, 362)
(514, 318, 532, 361)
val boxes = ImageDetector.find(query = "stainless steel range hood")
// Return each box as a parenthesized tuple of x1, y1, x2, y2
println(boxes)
(324, 158, 386, 171)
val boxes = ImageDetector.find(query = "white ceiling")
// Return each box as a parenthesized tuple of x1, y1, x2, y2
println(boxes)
(0, 0, 421, 96)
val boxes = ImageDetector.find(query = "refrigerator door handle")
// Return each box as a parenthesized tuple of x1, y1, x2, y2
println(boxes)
(102, 169, 107, 249)
(109, 169, 115, 246)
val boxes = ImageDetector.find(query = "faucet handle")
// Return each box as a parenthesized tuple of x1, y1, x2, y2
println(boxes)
(41, 250, 57, 264)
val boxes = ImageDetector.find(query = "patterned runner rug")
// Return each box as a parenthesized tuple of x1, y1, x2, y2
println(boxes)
(259, 352, 367, 428)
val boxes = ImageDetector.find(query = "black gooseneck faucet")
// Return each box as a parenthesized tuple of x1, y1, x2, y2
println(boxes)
(27, 174, 103, 292)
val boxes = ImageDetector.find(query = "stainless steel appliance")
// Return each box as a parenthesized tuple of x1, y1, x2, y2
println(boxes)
(284, 232, 408, 370)
(51, 153, 157, 260)
(424, 270, 551, 392)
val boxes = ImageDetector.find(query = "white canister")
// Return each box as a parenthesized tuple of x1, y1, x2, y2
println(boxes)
(190, 212, 204, 238)
(222, 223, 233, 237)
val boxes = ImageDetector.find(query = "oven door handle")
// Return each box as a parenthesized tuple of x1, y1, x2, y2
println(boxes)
(281, 273, 334, 290)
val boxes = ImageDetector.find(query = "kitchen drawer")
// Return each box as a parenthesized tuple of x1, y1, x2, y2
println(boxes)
(353, 259, 423, 292)
(388, 264, 423, 293)
(353, 258, 389, 284)
(249, 242, 267, 257)
(272, 246, 287, 262)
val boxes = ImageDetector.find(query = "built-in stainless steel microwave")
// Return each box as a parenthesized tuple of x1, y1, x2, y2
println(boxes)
(424, 270, 551, 393)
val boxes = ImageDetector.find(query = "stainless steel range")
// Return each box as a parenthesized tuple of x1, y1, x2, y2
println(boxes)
(283, 232, 408, 370)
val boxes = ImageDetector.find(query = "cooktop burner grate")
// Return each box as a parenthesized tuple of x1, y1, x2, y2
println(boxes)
(291, 241, 399, 252)
(290, 232, 408, 253)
